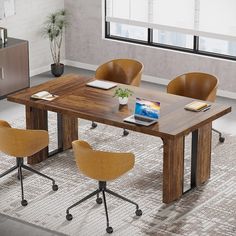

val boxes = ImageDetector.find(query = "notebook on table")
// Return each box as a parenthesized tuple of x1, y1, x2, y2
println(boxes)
(184, 101, 210, 112)
(124, 98, 160, 126)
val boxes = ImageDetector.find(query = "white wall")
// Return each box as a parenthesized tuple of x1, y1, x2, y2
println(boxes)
(0, 0, 64, 75)
(64, 0, 236, 96)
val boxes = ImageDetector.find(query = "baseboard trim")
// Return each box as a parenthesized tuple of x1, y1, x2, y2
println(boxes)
(31, 60, 236, 100)
(142, 75, 168, 86)
(30, 60, 66, 77)
(217, 90, 236, 100)
(30, 65, 50, 77)
(65, 60, 97, 71)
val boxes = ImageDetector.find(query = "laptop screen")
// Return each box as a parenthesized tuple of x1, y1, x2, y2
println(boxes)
(134, 98, 160, 119)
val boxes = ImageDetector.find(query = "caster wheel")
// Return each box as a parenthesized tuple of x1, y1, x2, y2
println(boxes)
(106, 226, 113, 234)
(91, 122, 97, 129)
(66, 213, 73, 221)
(123, 129, 129, 136)
(52, 184, 58, 191)
(96, 197, 102, 204)
(21, 199, 28, 206)
(135, 209, 142, 216)
(219, 136, 225, 143)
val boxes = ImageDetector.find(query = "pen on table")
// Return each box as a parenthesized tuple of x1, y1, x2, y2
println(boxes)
(202, 105, 211, 112)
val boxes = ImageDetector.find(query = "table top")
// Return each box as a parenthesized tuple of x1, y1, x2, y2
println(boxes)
(7, 74, 231, 139)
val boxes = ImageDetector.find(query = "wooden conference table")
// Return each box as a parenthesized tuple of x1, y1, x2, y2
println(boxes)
(7, 74, 231, 204)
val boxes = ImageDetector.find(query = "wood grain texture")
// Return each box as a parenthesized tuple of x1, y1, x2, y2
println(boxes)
(60, 114, 78, 151)
(195, 123, 212, 186)
(26, 107, 48, 164)
(7, 74, 231, 139)
(163, 136, 184, 203)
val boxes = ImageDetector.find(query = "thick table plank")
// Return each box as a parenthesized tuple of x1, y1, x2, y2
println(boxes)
(58, 113, 78, 151)
(163, 136, 184, 203)
(26, 106, 48, 164)
(191, 123, 212, 187)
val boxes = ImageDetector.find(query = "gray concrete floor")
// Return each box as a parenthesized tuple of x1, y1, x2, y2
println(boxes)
(0, 66, 235, 236)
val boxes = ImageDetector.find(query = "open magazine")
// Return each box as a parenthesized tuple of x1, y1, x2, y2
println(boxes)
(31, 91, 58, 101)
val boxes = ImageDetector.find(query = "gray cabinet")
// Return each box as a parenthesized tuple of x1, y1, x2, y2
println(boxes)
(0, 38, 29, 98)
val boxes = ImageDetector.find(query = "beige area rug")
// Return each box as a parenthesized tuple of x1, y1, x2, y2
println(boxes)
(0, 113, 235, 236)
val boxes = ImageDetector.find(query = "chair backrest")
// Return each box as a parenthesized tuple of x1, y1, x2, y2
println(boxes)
(72, 140, 135, 181)
(0, 120, 49, 157)
(95, 59, 144, 87)
(167, 72, 218, 102)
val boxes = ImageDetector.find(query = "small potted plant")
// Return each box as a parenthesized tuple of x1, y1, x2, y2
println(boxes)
(42, 9, 67, 77)
(114, 87, 133, 105)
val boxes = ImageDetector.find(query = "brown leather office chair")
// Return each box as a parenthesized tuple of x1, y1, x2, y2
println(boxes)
(0, 120, 58, 206)
(66, 140, 142, 234)
(91, 58, 144, 136)
(167, 72, 225, 142)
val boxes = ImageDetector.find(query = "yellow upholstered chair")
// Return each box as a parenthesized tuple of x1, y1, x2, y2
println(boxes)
(95, 58, 143, 86)
(167, 72, 224, 142)
(0, 120, 58, 206)
(91, 58, 144, 136)
(66, 140, 142, 234)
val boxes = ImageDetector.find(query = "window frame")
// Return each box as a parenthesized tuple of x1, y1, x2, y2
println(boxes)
(104, 1, 236, 61)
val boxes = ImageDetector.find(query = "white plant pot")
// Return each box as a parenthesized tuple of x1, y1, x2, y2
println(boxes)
(119, 97, 128, 105)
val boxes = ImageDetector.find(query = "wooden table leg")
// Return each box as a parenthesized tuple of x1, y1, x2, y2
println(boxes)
(162, 136, 185, 204)
(191, 123, 212, 187)
(26, 106, 48, 164)
(57, 113, 78, 151)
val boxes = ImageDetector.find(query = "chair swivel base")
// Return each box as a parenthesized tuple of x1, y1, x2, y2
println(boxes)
(0, 158, 58, 206)
(66, 181, 142, 234)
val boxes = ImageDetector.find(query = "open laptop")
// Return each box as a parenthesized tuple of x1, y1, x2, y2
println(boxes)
(124, 98, 160, 126)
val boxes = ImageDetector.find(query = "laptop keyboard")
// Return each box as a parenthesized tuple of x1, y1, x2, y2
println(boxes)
(135, 116, 152, 122)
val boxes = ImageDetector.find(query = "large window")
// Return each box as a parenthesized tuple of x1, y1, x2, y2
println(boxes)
(105, 0, 236, 60)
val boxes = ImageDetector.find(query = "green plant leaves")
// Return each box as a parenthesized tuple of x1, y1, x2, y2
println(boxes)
(114, 88, 133, 98)
(42, 9, 67, 64)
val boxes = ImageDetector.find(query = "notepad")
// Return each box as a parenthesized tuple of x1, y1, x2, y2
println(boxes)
(86, 80, 117, 90)
(184, 101, 209, 112)
(31, 91, 58, 101)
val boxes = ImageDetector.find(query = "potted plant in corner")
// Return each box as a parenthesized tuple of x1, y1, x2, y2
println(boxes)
(114, 87, 133, 105)
(43, 9, 67, 77)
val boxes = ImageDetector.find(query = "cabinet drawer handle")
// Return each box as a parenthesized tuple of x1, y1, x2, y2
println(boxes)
(0, 67, 4, 80)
